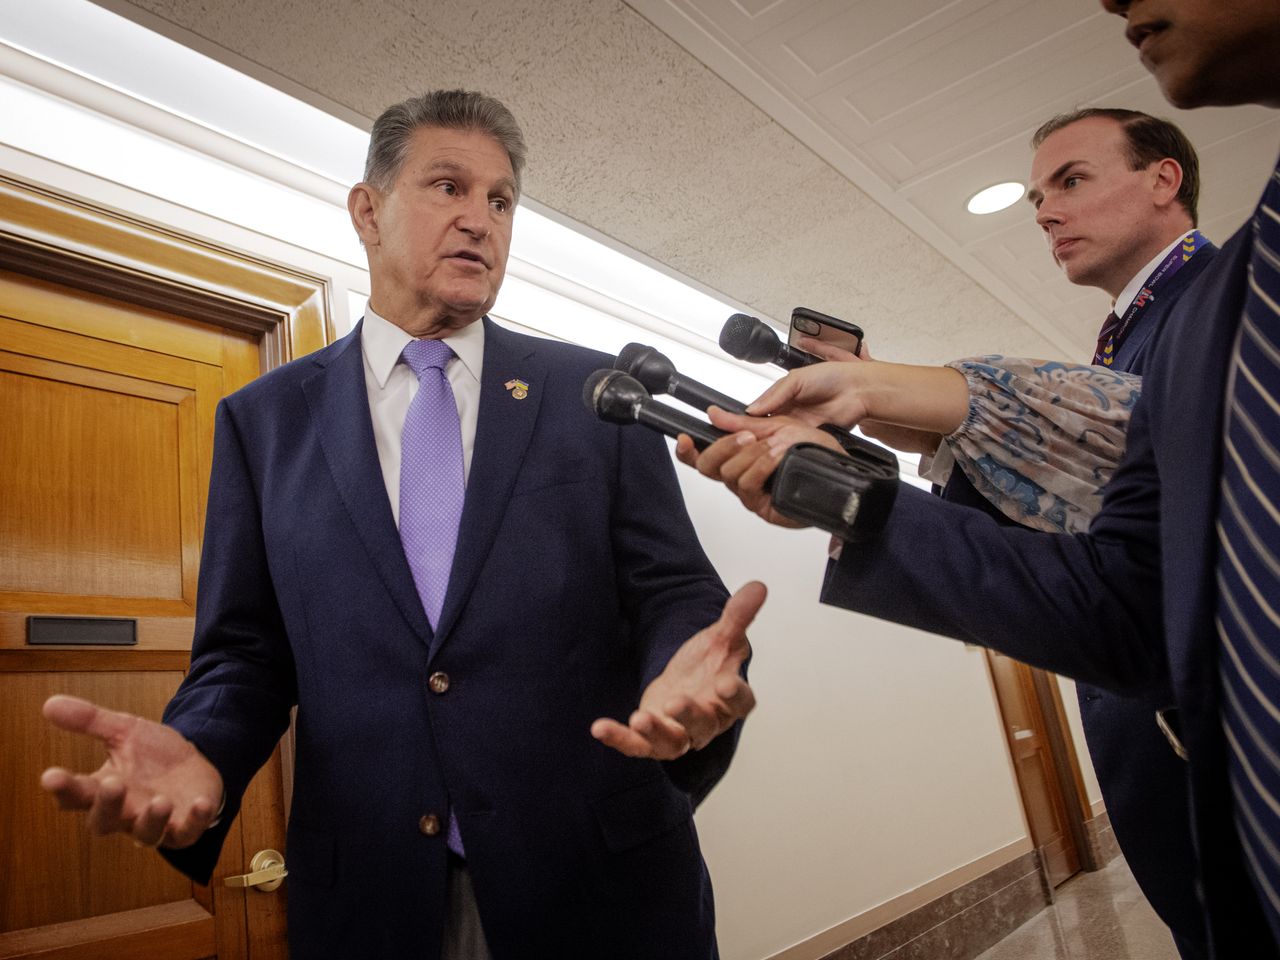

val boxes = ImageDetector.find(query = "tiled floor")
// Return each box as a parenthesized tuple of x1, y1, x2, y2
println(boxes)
(974, 857, 1180, 960)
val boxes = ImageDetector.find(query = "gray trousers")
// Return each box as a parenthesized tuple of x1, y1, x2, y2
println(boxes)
(442, 856, 493, 960)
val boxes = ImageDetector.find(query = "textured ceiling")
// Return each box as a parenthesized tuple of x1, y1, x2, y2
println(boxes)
(87, 0, 1279, 366)
(627, 0, 1280, 357)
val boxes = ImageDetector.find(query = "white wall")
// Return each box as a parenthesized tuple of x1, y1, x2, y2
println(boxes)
(675, 465, 1028, 959)
(0, 40, 1035, 960)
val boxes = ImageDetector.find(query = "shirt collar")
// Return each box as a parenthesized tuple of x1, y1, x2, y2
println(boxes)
(361, 306, 485, 388)
(1112, 233, 1191, 316)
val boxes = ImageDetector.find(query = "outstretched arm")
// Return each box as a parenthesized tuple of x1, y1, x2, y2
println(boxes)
(748, 358, 969, 440)
(791, 337, 959, 453)
(592, 581, 765, 759)
(40, 695, 223, 849)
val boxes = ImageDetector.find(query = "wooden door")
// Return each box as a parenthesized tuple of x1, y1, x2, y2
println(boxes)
(0, 176, 331, 959)
(985, 651, 1083, 888)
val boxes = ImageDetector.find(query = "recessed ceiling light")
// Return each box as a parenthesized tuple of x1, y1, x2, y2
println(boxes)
(966, 181, 1025, 215)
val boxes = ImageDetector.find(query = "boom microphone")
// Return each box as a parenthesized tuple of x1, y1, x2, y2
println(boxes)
(719, 313, 821, 370)
(583, 369, 726, 450)
(614, 343, 748, 415)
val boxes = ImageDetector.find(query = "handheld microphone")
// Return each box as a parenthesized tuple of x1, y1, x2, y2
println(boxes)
(583, 369, 726, 450)
(769, 442, 898, 542)
(719, 314, 821, 370)
(584, 370, 900, 541)
(614, 343, 749, 415)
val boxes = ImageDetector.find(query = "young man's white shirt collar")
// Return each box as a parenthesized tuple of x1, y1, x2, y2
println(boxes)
(1112, 233, 1190, 315)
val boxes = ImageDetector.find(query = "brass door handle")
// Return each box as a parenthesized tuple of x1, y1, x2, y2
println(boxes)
(224, 848, 287, 892)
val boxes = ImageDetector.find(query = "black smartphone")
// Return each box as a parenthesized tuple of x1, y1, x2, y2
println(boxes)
(787, 306, 864, 358)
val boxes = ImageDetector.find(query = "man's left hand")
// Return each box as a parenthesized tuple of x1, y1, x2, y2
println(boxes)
(591, 581, 765, 760)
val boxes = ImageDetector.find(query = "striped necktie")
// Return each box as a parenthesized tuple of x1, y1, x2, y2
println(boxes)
(1216, 154, 1280, 943)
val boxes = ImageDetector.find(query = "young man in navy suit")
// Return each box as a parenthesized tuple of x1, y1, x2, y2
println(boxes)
(935, 107, 1215, 959)
(681, 1, 1280, 955)
(38, 90, 761, 959)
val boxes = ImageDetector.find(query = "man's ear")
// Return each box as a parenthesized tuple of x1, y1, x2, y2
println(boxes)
(348, 183, 380, 246)
(1150, 157, 1185, 212)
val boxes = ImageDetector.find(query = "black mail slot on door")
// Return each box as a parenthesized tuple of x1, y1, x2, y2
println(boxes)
(27, 616, 137, 646)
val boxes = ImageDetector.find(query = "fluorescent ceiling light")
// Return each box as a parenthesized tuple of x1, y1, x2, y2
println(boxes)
(966, 182, 1024, 215)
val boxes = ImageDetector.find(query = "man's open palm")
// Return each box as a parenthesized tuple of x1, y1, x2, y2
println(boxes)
(591, 581, 764, 760)
(40, 695, 223, 849)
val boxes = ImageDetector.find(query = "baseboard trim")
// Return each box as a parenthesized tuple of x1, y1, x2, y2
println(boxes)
(1080, 809, 1122, 869)
(767, 838, 1048, 960)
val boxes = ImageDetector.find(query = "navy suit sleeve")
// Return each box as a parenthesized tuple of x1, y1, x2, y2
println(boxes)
(822, 392, 1168, 696)
(160, 399, 298, 883)
(609, 424, 739, 805)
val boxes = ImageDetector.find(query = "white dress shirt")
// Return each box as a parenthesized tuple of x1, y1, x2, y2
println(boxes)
(1112, 233, 1188, 316)
(359, 307, 484, 526)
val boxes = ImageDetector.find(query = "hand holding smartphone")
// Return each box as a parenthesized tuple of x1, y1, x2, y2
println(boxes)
(788, 306, 864, 359)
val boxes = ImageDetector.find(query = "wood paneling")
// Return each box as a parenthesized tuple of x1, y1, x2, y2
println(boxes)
(0, 173, 331, 957)
(0, 902, 215, 960)
(1, 672, 190, 929)
(0, 315, 208, 626)
(0, 348, 192, 603)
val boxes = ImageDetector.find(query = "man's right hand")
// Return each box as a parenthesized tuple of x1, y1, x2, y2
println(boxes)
(39, 695, 224, 849)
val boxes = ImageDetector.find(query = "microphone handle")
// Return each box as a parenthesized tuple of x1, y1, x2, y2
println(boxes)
(776, 343, 822, 369)
(667, 374, 749, 415)
(635, 399, 727, 451)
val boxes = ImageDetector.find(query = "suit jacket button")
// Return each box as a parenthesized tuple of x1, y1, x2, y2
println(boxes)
(428, 671, 450, 694)
(419, 814, 441, 836)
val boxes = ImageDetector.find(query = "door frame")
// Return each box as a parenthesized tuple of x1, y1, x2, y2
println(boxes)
(0, 171, 333, 955)
(0, 174, 331, 367)
(985, 652, 1098, 887)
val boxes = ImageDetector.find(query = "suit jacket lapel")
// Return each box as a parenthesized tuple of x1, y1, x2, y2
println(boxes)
(1155, 226, 1252, 699)
(301, 323, 435, 648)
(430, 318, 545, 649)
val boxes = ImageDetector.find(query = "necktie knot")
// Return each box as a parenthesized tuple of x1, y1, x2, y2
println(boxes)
(1094, 311, 1122, 366)
(402, 338, 454, 376)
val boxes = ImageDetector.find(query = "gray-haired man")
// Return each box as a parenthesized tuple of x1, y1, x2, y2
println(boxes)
(40, 89, 759, 960)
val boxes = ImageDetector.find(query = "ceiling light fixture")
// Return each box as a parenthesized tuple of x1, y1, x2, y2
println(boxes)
(966, 181, 1025, 215)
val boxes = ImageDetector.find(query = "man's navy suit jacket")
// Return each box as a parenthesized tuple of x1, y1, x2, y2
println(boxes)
(937, 243, 1217, 953)
(161, 318, 737, 959)
(822, 222, 1276, 957)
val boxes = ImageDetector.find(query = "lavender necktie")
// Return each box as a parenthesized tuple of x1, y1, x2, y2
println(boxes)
(399, 338, 465, 630)
(399, 338, 467, 856)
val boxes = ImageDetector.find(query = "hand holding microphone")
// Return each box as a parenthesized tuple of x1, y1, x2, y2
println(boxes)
(585, 349, 898, 540)
(609, 339, 889, 463)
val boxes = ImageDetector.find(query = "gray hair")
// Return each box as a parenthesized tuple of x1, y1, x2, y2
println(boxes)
(363, 89, 527, 195)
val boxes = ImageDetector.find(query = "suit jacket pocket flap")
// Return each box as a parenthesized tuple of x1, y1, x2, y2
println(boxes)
(591, 777, 692, 854)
